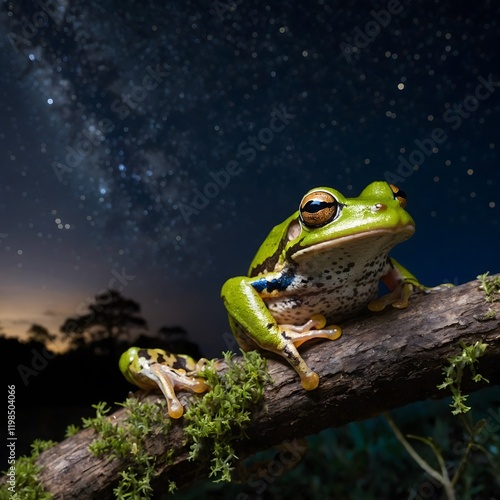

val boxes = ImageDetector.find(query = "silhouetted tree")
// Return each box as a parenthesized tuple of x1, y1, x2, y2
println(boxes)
(60, 290, 147, 354)
(27, 324, 57, 344)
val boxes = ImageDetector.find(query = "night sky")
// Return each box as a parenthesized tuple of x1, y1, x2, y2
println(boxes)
(1, 0, 499, 357)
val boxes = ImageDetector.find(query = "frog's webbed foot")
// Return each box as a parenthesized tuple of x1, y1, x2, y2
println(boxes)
(146, 363, 210, 419)
(368, 282, 415, 312)
(368, 280, 454, 312)
(277, 314, 342, 391)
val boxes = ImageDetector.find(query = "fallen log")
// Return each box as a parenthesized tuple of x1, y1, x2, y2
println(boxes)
(10, 276, 500, 497)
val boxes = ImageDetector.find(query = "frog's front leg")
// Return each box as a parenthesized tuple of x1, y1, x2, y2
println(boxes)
(222, 276, 341, 391)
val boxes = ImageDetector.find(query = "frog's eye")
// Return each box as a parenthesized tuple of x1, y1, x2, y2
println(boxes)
(299, 190, 339, 227)
(389, 184, 407, 209)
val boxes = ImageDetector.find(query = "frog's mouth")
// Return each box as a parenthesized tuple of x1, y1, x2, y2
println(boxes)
(291, 224, 415, 261)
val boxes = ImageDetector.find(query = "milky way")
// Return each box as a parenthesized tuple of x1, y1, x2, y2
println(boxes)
(1, 0, 499, 352)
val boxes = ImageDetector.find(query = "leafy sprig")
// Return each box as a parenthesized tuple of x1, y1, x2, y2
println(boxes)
(477, 272, 500, 302)
(437, 341, 489, 415)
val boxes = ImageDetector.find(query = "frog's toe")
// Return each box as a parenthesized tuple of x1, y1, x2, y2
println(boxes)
(368, 290, 398, 311)
(309, 314, 327, 329)
(279, 314, 327, 333)
(393, 282, 413, 308)
(189, 378, 211, 393)
(300, 371, 319, 391)
(368, 282, 413, 311)
(324, 325, 342, 340)
(167, 398, 184, 419)
(282, 324, 342, 348)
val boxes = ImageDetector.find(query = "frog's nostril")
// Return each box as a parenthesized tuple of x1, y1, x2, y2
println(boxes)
(373, 203, 387, 211)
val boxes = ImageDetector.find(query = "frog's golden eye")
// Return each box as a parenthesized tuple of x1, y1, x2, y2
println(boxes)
(299, 190, 339, 227)
(389, 184, 407, 209)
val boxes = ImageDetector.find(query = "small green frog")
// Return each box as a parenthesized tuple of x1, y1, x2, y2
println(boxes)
(222, 181, 426, 391)
(119, 347, 211, 418)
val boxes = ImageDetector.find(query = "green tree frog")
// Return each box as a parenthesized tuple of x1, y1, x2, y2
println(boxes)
(119, 347, 211, 418)
(221, 181, 426, 391)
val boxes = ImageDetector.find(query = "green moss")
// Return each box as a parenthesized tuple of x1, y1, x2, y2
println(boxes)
(1, 351, 268, 498)
(437, 341, 489, 414)
(477, 272, 500, 303)
(82, 398, 172, 499)
(0, 439, 56, 500)
(114, 467, 155, 499)
(183, 350, 270, 482)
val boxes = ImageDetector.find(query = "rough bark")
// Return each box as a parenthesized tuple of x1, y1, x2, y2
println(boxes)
(13, 277, 500, 497)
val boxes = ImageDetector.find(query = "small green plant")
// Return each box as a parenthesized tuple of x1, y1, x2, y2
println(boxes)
(64, 424, 81, 438)
(437, 341, 489, 415)
(477, 272, 500, 302)
(183, 350, 270, 482)
(167, 480, 178, 494)
(0, 439, 56, 500)
(82, 398, 172, 499)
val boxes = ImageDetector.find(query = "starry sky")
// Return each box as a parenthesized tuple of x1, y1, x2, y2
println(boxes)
(1, 0, 499, 356)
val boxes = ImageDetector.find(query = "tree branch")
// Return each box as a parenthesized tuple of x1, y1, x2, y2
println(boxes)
(19, 277, 500, 497)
